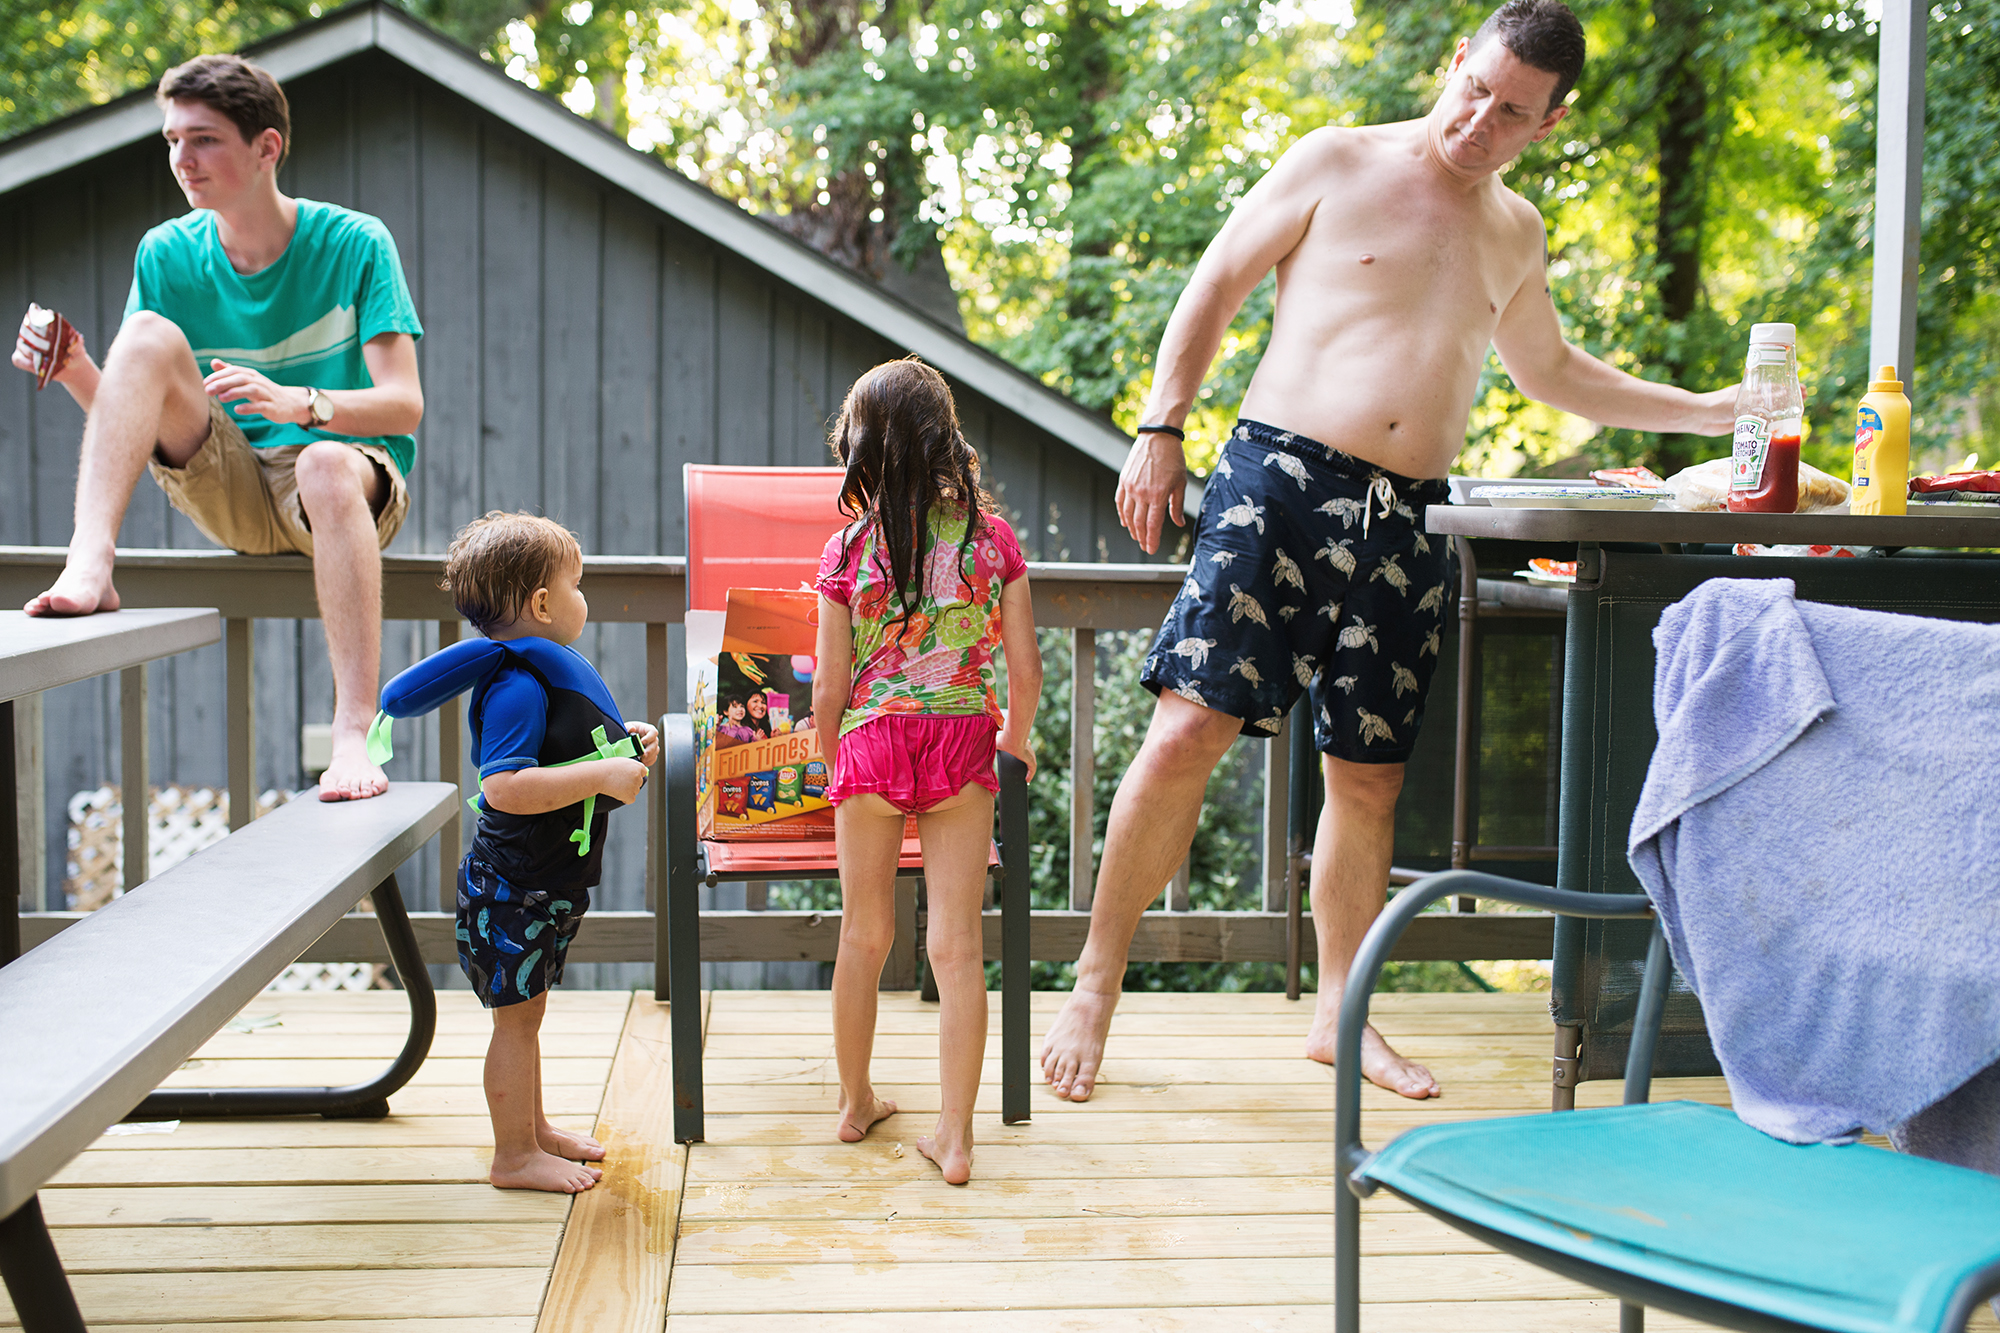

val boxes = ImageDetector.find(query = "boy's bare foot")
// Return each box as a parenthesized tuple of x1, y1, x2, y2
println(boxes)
(490, 1148, 602, 1193)
(539, 1122, 606, 1162)
(1305, 1009, 1440, 1100)
(1039, 985, 1118, 1101)
(834, 1091, 898, 1143)
(25, 562, 119, 617)
(916, 1128, 973, 1185)
(318, 731, 388, 801)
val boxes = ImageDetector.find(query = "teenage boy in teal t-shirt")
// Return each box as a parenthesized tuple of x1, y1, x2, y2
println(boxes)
(14, 53, 425, 802)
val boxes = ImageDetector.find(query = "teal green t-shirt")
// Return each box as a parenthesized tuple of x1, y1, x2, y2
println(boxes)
(123, 199, 424, 478)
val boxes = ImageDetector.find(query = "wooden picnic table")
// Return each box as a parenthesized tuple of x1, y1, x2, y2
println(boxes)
(2, 608, 221, 965)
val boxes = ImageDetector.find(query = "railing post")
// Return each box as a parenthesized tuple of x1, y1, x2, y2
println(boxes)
(1286, 697, 1313, 1000)
(1262, 715, 1290, 913)
(12, 692, 44, 915)
(226, 618, 254, 830)
(1168, 853, 1191, 912)
(436, 620, 462, 895)
(646, 622, 668, 916)
(884, 879, 919, 990)
(1, 700, 16, 966)
(120, 666, 148, 892)
(1069, 627, 1095, 911)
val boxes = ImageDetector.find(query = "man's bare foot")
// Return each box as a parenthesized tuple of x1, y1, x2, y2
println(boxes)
(24, 563, 119, 617)
(538, 1122, 606, 1162)
(916, 1127, 973, 1185)
(318, 732, 388, 801)
(1305, 1010, 1440, 1099)
(1040, 985, 1118, 1101)
(490, 1147, 601, 1193)
(834, 1091, 898, 1143)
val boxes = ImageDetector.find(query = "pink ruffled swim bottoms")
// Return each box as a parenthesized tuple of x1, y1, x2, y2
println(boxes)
(827, 714, 999, 813)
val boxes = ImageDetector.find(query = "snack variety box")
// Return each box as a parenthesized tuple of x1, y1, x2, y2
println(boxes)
(688, 587, 834, 840)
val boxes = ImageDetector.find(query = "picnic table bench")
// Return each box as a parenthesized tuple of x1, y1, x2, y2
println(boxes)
(0, 779, 456, 1332)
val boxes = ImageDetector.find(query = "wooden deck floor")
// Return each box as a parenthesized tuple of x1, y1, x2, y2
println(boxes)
(7, 988, 1993, 1331)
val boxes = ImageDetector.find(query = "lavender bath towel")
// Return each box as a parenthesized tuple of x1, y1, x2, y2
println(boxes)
(1628, 577, 2000, 1162)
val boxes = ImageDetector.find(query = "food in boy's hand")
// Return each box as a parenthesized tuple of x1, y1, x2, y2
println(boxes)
(24, 303, 78, 390)
(1663, 457, 1849, 513)
(1528, 558, 1577, 581)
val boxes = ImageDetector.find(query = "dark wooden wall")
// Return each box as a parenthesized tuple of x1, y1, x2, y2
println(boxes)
(0, 51, 1140, 986)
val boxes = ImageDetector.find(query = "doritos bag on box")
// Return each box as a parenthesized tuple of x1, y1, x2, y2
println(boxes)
(687, 587, 833, 840)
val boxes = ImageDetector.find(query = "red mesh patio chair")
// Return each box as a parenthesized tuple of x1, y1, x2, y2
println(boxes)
(657, 464, 1032, 1143)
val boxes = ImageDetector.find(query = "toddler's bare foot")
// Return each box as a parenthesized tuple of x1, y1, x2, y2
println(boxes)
(1305, 1006, 1440, 1100)
(490, 1148, 601, 1193)
(25, 562, 119, 617)
(916, 1129, 973, 1185)
(538, 1122, 606, 1162)
(834, 1091, 898, 1143)
(1040, 985, 1118, 1101)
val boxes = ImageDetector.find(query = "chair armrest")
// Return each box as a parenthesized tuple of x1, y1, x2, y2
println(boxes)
(1334, 870, 1653, 1189)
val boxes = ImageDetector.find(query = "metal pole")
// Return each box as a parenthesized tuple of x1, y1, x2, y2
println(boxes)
(1870, 0, 1927, 388)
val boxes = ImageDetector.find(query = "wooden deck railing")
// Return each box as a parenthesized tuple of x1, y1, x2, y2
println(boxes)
(2, 546, 1553, 985)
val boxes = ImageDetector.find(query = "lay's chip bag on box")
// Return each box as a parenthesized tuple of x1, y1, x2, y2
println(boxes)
(687, 587, 833, 840)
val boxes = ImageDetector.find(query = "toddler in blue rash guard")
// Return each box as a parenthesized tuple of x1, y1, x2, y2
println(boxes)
(384, 512, 658, 1193)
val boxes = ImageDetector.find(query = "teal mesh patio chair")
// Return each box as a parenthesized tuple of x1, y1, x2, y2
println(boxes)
(1334, 868, 2000, 1333)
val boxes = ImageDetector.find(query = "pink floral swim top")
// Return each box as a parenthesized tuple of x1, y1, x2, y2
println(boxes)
(816, 505, 1027, 737)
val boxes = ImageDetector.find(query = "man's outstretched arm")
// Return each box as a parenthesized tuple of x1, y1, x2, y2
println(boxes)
(1491, 256, 1737, 437)
(1119, 133, 1334, 553)
(202, 331, 423, 435)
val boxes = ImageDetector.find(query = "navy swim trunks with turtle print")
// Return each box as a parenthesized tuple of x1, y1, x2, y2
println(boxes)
(1139, 418, 1454, 764)
(456, 856, 587, 1008)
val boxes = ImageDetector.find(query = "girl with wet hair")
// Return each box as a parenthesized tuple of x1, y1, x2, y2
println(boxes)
(813, 358, 1043, 1185)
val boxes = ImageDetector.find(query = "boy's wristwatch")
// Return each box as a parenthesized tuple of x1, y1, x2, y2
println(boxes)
(303, 386, 335, 427)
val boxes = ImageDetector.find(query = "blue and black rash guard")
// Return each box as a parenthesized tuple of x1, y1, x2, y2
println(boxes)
(469, 641, 631, 894)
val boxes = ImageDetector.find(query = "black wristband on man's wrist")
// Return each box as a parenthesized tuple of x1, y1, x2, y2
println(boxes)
(1135, 423, 1186, 441)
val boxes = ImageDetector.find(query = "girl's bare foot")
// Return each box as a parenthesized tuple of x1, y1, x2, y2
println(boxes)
(834, 1091, 898, 1143)
(916, 1128, 973, 1185)
(490, 1147, 602, 1193)
(538, 1121, 606, 1162)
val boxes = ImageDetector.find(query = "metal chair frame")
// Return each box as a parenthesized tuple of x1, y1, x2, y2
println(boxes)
(656, 715, 1031, 1144)
(1334, 868, 2000, 1333)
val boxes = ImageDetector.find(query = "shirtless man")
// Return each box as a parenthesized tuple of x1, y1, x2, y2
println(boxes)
(1039, 0, 1736, 1102)
(16, 54, 424, 801)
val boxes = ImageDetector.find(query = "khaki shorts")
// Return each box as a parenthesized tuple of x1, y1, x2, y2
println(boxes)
(148, 399, 409, 557)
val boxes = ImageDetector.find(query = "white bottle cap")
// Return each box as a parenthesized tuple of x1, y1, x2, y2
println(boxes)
(1748, 322, 1796, 346)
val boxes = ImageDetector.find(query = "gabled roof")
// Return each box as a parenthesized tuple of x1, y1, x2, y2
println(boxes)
(0, 1, 1146, 481)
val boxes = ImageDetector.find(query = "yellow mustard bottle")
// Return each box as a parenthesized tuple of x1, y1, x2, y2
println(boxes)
(1851, 364, 1911, 516)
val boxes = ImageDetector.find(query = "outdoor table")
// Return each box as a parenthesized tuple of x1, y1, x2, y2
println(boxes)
(1423, 504, 2000, 1099)
(2, 607, 222, 965)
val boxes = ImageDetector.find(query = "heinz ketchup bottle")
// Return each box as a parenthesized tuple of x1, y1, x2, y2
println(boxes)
(1728, 323, 1805, 513)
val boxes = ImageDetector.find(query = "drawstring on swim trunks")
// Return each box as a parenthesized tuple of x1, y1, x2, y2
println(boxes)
(1363, 475, 1397, 538)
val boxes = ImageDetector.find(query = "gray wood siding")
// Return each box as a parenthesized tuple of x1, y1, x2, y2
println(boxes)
(0, 52, 1142, 983)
